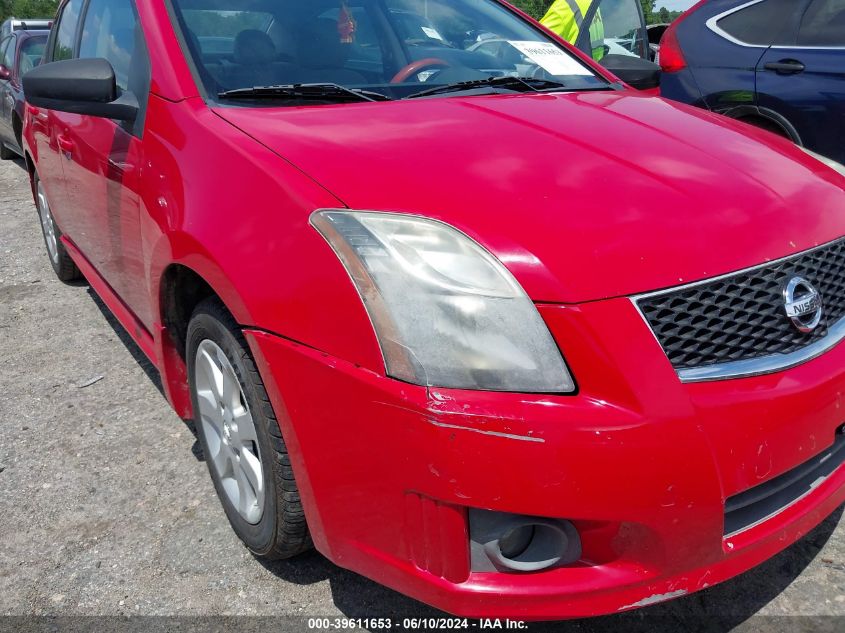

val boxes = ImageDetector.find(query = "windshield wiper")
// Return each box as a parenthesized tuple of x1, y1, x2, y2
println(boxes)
(218, 83, 392, 103)
(405, 76, 570, 99)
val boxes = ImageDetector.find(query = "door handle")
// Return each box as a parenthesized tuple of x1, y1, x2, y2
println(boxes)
(764, 60, 805, 75)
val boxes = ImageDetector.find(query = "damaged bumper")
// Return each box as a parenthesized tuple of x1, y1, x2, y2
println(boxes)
(243, 294, 845, 620)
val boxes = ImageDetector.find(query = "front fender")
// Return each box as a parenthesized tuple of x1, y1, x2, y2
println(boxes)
(142, 95, 385, 376)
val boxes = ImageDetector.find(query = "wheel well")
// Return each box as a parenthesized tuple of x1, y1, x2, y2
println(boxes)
(12, 112, 22, 149)
(736, 115, 791, 139)
(23, 151, 36, 199)
(160, 264, 217, 360)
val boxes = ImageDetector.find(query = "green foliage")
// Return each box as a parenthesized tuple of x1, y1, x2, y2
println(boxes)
(0, 0, 58, 23)
(509, 1, 555, 19)
(652, 5, 683, 25)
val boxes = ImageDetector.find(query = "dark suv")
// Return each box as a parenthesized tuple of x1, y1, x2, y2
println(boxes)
(659, 0, 845, 164)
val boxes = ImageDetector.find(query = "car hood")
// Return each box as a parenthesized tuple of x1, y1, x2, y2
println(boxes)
(213, 91, 845, 303)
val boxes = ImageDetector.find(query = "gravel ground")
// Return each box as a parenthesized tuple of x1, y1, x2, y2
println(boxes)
(0, 156, 843, 632)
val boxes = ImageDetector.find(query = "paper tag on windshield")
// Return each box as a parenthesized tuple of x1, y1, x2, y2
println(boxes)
(508, 41, 591, 76)
(421, 26, 444, 41)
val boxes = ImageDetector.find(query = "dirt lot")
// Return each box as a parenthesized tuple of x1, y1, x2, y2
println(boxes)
(0, 156, 843, 632)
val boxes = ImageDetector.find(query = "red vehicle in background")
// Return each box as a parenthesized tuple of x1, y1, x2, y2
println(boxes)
(22, 0, 845, 620)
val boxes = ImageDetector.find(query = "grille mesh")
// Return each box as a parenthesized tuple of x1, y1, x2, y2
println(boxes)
(637, 239, 845, 370)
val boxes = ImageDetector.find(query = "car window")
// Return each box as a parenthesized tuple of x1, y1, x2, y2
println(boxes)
(79, 0, 141, 92)
(180, 10, 274, 57)
(319, 5, 385, 72)
(52, 0, 83, 61)
(19, 37, 47, 74)
(582, 0, 648, 60)
(0, 36, 13, 70)
(715, 0, 797, 46)
(798, 0, 845, 46)
(387, 6, 449, 47)
(76, 0, 150, 135)
(169, 0, 606, 102)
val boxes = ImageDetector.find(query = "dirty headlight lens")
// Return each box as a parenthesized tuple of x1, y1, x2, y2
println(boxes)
(798, 146, 845, 178)
(311, 211, 574, 393)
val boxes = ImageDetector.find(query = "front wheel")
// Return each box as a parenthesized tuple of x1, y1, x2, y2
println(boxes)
(187, 297, 311, 559)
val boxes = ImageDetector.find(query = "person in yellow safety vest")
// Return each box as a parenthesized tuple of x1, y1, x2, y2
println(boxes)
(540, 0, 606, 61)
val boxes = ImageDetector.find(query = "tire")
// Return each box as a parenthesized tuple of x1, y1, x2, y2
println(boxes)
(34, 173, 81, 282)
(0, 142, 13, 160)
(187, 297, 311, 560)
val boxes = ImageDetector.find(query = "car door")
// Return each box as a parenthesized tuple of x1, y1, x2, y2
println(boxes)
(577, 0, 650, 61)
(680, 0, 799, 112)
(32, 0, 84, 231)
(59, 0, 153, 326)
(756, 0, 845, 163)
(575, 0, 661, 90)
(0, 35, 15, 145)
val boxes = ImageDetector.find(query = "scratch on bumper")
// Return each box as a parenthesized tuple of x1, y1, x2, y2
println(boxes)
(428, 419, 545, 443)
(619, 589, 689, 611)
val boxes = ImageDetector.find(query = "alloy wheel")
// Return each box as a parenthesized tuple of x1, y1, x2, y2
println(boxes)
(194, 339, 265, 524)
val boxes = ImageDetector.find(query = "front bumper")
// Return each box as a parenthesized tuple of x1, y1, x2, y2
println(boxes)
(244, 295, 845, 620)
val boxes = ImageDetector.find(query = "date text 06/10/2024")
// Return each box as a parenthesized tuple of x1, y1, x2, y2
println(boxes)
(306, 619, 529, 630)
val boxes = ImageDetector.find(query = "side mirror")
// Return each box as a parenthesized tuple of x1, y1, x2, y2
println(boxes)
(600, 54, 662, 91)
(0, 65, 10, 81)
(23, 57, 138, 122)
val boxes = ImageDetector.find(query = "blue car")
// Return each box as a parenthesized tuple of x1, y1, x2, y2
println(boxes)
(659, 0, 845, 164)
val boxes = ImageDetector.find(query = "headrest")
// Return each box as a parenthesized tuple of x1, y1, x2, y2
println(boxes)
(234, 29, 276, 66)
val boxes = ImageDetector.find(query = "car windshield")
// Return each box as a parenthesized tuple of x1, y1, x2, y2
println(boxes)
(169, 0, 609, 104)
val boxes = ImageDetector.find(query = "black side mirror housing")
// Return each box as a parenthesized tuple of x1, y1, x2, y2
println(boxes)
(23, 57, 138, 122)
(600, 54, 662, 91)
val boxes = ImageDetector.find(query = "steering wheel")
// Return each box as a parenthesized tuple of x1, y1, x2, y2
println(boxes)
(390, 57, 451, 84)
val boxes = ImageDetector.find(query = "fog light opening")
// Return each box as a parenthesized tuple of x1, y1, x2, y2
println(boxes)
(490, 522, 570, 571)
(498, 525, 535, 559)
(469, 509, 582, 573)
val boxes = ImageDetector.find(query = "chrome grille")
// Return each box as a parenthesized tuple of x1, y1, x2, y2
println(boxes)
(636, 238, 845, 378)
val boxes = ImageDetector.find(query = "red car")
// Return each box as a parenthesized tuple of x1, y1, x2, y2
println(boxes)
(22, 0, 845, 621)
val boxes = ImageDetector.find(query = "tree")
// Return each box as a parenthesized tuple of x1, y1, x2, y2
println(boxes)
(0, 0, 58, 23)
(510, 0, 554, 20)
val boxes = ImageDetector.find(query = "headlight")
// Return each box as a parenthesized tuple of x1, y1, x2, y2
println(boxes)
(798, 146, 845, 178)
(311, 210, 574, 393)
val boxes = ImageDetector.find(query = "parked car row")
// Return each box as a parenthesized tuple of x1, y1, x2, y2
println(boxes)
(5, 1, 843, 163)
(10, 0, 845, 622)
(660, 0, 845, 164)
(1, 16, 51, 38)
(0, 21, 48, 158)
